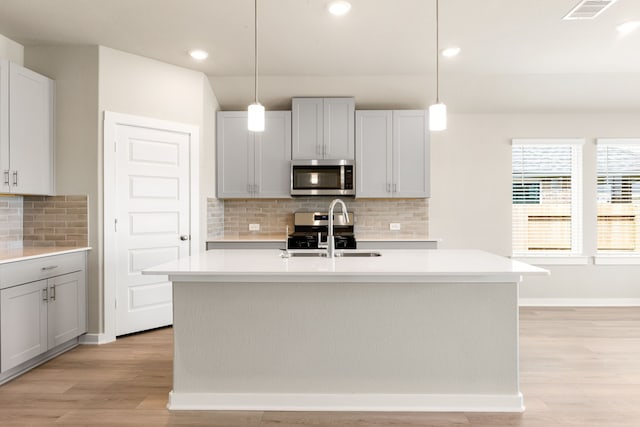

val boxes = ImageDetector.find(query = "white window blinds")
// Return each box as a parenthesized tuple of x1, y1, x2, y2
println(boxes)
(512, 139, 583, 256)
(597, 139, 640, 254)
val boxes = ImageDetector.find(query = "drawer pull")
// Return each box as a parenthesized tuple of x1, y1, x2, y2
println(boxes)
(41, 265, 58, 271)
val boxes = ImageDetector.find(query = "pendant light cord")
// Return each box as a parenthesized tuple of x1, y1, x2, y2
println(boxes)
(254, 0, 259, 104)
(435, 0, 440, 103)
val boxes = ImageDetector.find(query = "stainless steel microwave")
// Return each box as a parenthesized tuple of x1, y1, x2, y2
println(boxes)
(290, 160, 355, 196)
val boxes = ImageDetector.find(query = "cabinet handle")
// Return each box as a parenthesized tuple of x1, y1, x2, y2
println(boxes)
(3, 171, 9, 186)
(41, 265, 58, 271)
(42, 288, 48, 302)
(386, 183, 391, 193)
(393, 184, 397, 193)
(50, 285, 56, 301)
(255, 184, 259, 194)
(12, 171, 18, 186)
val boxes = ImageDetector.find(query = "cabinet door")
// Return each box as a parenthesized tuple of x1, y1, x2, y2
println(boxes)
(392, 110, 430, 198)
(217, 112, 254, 198)
(1, 280, 48, 372)
(355, 110, 393, 197)
(0, 59, 8, 193)
(48, 271, 84, 349)
(8, 63, 55, 195)
(323, 98, 355, 160)
(292, 98, 323, 159)
(255, 111, 292, 198)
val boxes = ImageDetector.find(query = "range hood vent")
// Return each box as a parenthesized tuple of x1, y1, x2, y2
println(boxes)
(563, 0, 618, 20)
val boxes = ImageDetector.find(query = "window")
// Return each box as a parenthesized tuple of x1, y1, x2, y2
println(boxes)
(512, 139, 583, 256)
(597, 139, 640, 254)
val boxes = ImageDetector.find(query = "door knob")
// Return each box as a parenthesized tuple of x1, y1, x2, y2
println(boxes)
(180, 235, 190, 241)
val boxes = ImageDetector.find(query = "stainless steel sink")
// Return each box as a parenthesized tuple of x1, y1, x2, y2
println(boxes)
(337, 251, 381, 257)
(281, 251, 381, 258)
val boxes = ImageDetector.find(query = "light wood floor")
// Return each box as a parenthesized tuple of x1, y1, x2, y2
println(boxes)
(1, 307, 639, 426)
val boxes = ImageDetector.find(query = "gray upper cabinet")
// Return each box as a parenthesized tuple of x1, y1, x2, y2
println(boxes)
(292, 97, 355, 160)
(0, 60, 55, 196)
(217, 111, 292, 199)
(356, 110, 430, 198)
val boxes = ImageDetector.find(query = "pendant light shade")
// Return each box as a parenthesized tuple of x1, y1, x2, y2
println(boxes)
(429, 0, 447, 131)
(429, 102, 447, 131)
(248, 0, 264, 132)
(248, 102, 265, 132)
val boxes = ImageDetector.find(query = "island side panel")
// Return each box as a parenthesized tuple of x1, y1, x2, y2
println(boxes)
(172, 280, 520, 398)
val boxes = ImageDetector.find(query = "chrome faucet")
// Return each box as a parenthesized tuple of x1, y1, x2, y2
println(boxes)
(327, 198, 349, 258)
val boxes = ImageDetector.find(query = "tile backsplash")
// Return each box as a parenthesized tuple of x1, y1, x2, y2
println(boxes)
(209, 197, 428, 240)
(0, 196, 24, 249)
(23, 195, 88, 247)
(0, 195, 89, 249)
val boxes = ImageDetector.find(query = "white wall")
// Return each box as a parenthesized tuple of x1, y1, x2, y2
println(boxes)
(24, 46, 101, 331)
(0, 33, 23, 64)
(430, 113, 640, 302)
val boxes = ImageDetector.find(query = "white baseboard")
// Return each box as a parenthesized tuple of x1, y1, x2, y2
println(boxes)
(519, 298, 640, 307)
(168, 391, 525, 413)
(79, 333, 116, 345)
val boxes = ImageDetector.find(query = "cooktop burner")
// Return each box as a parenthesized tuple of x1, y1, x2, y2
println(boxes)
(287, 212, 356, 250)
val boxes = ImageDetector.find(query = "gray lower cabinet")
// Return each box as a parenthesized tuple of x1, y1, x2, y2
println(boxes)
(217, 111, 291, 199)
(0, 252, 87, 376)
(355, 110, 430, 198)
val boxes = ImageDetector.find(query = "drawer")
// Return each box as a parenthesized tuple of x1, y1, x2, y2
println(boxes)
(0, 252, 85, 290)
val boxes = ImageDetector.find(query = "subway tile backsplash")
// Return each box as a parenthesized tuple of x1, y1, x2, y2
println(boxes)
(0, 196, 24, 249)
(209, 197, 428, 240)
(23, 195, 88, 247)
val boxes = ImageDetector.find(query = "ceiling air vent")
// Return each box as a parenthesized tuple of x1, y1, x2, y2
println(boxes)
(563, 0, 618, 20)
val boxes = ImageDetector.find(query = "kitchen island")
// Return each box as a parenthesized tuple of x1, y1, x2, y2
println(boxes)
(143, 249, 548, 412)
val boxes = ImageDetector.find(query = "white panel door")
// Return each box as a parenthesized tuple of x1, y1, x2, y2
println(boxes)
(8, 63, 54, 195)
(47, 272, 82, 348)
(216, 112, 254, 198)
(255, 111, 292, 198)
(323, 97, 355, 160)
(292, 98, 323, 159)
(115, 123, 190, 336)
(1, 280, 48, 372)
(355, 110, 393, 197)
(0, 59, 8, 193)
(393, 110, 430, 198)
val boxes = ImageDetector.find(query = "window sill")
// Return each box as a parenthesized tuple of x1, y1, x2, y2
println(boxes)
(511, 256, 590, 266)
(594, 256, 640, 265)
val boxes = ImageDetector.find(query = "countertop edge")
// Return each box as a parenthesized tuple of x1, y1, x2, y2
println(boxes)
(0, 247, 92, 264)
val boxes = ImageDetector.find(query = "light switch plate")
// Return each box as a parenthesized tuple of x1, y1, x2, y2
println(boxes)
(390, 223, 401, 231)
(249, 223, 260, 231)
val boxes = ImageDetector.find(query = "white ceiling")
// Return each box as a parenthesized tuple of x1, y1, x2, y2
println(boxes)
(0, 0, 639, 112)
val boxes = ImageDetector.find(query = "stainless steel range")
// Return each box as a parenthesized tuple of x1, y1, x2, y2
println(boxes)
(287, 212, 356, 250)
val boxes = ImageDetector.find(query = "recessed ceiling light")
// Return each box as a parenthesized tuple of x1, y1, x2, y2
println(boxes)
(617, 20, 640, 34)
(441, 47, 461, 58)
(328, 1, 351, 16)
(189, 50, 208, 60)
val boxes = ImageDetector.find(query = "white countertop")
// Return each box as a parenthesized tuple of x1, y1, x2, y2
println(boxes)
(144, 249, 548, 283)
(0, 246, 91, 265)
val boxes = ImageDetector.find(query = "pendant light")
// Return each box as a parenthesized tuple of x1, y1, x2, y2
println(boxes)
(429, 0, 446, 131)
(248, 0, 265, 132)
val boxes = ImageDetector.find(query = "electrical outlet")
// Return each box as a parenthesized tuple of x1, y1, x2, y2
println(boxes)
(249, 223, 260, 231)
(390, 223, 401, 231)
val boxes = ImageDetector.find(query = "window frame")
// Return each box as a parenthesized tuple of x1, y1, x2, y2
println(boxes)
(595, 138, 640, 264)
(511, 138, 585, 263)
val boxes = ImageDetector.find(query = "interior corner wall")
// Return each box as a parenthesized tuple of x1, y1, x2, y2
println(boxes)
(98, 46, 219, 335)
(24, 45, 101, 333)
(0, 33, 24, 64)
(201, 76, 221, 245)
(429, 113, 640, 300)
